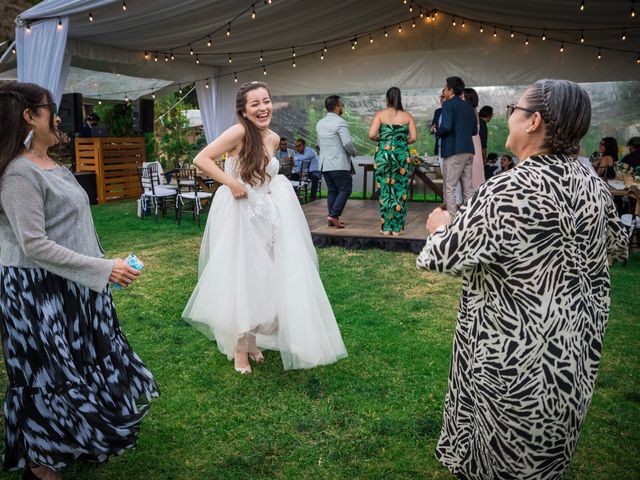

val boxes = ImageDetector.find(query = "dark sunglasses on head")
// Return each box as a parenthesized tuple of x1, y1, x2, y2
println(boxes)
(506, 103, 536, 119)
(30, 102, 58, 116)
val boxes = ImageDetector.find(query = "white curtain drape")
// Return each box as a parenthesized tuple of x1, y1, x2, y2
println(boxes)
(16, 18, 70, 104)
(195, 76, 236, 144)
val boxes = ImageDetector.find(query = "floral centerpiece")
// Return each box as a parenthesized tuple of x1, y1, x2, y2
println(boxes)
(615, 161, 640, 184)
(410, 148, 424, 169)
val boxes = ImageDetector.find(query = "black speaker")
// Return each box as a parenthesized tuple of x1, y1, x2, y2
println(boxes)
(133, 99, 154, 133)
(59, 93, 83, 135)
(73, 172, 97, 205)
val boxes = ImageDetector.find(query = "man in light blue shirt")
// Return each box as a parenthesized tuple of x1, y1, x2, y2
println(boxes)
(293, 139, 322, 201)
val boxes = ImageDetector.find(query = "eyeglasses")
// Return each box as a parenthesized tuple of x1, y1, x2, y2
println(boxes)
(30, 102, 58, 116)
(506, 103, 536, 118)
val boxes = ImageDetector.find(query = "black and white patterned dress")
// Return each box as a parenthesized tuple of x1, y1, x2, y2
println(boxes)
(417, 154, 628, 480)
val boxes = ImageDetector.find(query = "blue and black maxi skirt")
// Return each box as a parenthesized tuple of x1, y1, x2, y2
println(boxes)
(0, 266, 159, 471)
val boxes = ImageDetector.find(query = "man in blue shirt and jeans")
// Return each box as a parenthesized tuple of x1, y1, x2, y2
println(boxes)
(293, 138, 322, 201)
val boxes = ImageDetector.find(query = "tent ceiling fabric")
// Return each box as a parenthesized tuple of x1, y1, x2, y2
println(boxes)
(13, 0, 638, 94)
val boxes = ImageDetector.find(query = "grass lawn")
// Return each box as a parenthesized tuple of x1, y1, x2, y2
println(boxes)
(1, 199, 638, 479)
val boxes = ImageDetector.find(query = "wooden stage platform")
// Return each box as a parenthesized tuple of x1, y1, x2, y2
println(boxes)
(301, 199, 439, 253)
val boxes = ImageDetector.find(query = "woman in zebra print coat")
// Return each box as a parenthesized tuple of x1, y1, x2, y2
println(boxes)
(417, 79, 628, 480)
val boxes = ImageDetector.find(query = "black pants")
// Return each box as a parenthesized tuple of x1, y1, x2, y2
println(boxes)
(323, 170, 352, 218)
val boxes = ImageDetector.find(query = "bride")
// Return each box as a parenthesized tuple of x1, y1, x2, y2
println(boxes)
(182, 81, 347, 374)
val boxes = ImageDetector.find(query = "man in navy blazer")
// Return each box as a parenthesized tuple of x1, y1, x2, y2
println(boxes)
(436, 76, 478, 218)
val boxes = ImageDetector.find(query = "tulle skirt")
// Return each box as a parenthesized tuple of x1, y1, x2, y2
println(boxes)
(182, 175, 347, 370)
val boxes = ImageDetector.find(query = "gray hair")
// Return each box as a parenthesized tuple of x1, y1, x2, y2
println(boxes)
(524, 79, 591, 156)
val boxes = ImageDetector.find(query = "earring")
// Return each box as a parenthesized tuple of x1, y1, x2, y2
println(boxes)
(242, 113, 247, 118)
(525, 128, 532, 133)
(23, 129, 34, 149)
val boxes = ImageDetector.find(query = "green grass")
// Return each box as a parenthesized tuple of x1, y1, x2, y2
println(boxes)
(1, 199, 638, 479)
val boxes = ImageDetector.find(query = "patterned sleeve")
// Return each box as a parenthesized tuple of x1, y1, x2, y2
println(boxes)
(417, 185, 510, 275)
(605, 193, 629, 264)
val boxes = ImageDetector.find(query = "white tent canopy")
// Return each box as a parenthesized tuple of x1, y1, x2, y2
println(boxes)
(3, 0, 638, 141)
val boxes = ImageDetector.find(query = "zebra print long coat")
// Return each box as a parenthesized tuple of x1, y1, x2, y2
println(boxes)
(417, 154, 628, 480)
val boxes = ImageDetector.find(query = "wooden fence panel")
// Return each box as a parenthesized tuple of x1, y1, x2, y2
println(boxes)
(74, 137, 146, 204)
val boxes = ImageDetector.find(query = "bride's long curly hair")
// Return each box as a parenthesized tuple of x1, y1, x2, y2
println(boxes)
(236, 81, 271, 186)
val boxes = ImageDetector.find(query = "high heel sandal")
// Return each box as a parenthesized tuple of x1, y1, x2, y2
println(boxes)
(249, 350, 265, 363)
(234, 351, 252, 374)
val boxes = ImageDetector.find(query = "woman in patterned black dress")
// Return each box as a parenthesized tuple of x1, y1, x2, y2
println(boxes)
(417, 79, 628, 479)
(0, 82, 159, 479)
(368, 87, 417, 236)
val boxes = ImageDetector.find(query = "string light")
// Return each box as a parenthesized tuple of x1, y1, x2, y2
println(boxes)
(234, 73, 238, 82)
(434, 9, 438, 17)
(384, 28, 388, 37)
(292, 47, 296, 57)
(637, 53, 640, 64)
(227, 24, 231, 36)
(320, 50, 324, 60)
(98, 98, 102, 105)
(579, 0, 585, 12)
(57, 17, 63, 30)
(370, 34, 374, 43)
(189, 44, 194, 55)
(263, 66, 267, 75)
(409, 3, 413, 13)
(452, 17, 456, 27)
(351, 39, 356, 50)
(580, 30, 585, 43)
(152, 92, 156, 99)
(164, 54, 168, 62)
(431, 12, 436, 22)
(323, 42, 328, 52)
(461, 19, 466, 28)
(170, 52, 175, 60)
(25, 24, 31, 33)
(207, 37, 212, 47)
(525, 35, 529, 46)
(154, 52, 158, 62)
(510, 27, 515, 38)
(622, 29, 627, 40)
(11, 46, 16, 54)
(412, 18, 416, 28)
(195, 54, 200, 64)
(144, 51, 149, 60)
(252, 7, 256, 19)
(89, 12, 93, 22)
(292, 58, 296, 67)
(206, 80, 209, 88)
(560, 42, 565, 52)
(542, 29, 547, 41)
(493, 27, 497, 38)
(597, 48, 602, 59)
(124, 93, 129, 102)
(122, 1, 127, 11)
(259, 51, 263, 62)
(419, 10, 424, 18)
(228, 53, 232, 63)
(398, 24, 402, 33)
(631, 2, 636, 17)
(178, 85, 183, 95)
(480, 24, 484, 33)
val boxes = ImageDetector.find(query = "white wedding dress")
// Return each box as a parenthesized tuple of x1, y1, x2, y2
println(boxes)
(182, 157, 347, 370)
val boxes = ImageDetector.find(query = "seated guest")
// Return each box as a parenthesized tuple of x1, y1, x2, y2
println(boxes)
(292, 138, 322, 201)
(276, 137, 295, 163)
(593, 137, 618, 179)
(497, 154, 514, 174)
(484, 152, 498, 180)
(79, 112, 100, 138)
(621, 137, 640, 171)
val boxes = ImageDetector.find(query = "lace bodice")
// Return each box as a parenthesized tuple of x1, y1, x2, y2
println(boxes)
(225, 156, 280, 186)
